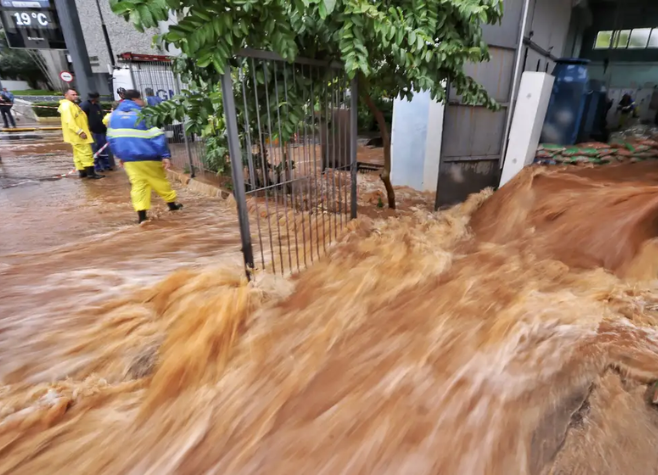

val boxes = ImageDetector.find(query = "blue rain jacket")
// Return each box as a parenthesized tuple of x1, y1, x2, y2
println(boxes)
(107, 100, 171, 162)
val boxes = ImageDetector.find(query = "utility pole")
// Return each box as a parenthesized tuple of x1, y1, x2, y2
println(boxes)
(53, 0, 94, 97)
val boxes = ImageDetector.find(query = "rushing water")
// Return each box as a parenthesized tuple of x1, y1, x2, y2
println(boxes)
(0, 136, 245, 386)
(3, 137, 658, 474)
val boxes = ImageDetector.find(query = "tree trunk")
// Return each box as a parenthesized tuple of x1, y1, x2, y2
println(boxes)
(359, 79, 396, 209)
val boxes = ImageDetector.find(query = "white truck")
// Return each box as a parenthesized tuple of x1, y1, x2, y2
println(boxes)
(111, 52, 180, 101)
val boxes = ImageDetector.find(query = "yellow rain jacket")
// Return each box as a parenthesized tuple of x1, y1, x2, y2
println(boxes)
(58, 99, 93, 144)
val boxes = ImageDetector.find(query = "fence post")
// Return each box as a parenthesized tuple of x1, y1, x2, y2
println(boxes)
(175, 73, 196, 178)
(221, 67, 255, 273)
(350, 76, 358, 219)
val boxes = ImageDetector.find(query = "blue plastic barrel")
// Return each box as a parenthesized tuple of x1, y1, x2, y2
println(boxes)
(540, 58, 591, 145)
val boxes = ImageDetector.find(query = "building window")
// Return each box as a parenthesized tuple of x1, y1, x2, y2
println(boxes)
(594, 27, 658, 50)
(594, 31, 613, 49)
(613, 30, 631, 48)
(649, 29, 658, 48)
(628, 28, 652, 48)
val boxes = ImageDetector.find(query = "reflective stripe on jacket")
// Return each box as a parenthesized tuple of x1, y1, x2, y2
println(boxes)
(106, 100, 171, 162)
(58, 99, 93, 145)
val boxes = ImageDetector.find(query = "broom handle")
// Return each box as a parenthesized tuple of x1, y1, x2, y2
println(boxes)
(93, 142, 109, 159)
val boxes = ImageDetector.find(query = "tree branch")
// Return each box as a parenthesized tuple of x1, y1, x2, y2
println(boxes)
(359, 73, 396, 210)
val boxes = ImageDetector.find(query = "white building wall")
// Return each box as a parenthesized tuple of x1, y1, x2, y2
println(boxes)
(391, 90, 445, 192)
(390, 92, 430, 191)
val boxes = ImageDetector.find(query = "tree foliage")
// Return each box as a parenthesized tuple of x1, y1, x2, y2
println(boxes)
(111, 0, 503, 206)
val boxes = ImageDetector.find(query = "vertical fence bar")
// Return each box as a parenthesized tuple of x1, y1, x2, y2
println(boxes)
(241, 67, 266, 271)
(221, 67, 254, 273)
(300, 64, 314, 264)
(343, 75, 351, 222)
(323, 71, 332, 249)
(350, 76, 358, 219)
(283, 64, 304, 270)
(240, 69, 257, 190)
(330, 71, 338, 239)
(263, 62, 286, 275)
(273, 63, 294, 272)
(251, 59, 277, 275)
(337, 76, 344, 231)
(175, 73, 196, 177)
(310, 66, 323, 260)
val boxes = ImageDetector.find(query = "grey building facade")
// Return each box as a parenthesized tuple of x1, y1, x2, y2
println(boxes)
(71, 0, 168, 94)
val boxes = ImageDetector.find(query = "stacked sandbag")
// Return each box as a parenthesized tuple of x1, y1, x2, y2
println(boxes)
(535, 143, 616, 165)
(535, 138, 658, 166)
(609, 138, 658, 162)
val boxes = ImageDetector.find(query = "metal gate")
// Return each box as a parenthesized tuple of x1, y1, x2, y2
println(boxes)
(435, 0, 526, 208)
(221, 49, 358, 276)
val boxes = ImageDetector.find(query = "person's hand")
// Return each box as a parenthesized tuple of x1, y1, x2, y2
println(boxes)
(118, 159, 124, 168)
(79, 132, 87, 140)
(162, 158, 172, 170)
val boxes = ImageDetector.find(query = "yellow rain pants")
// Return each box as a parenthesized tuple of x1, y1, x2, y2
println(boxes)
(123, 160, 177, 211)
(72, 143, 94, 171)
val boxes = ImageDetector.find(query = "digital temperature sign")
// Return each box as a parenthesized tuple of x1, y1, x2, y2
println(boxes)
(0, 0, 64, 49)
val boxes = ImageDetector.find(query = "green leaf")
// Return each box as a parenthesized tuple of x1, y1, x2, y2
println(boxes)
(129, 9, 143, 32)
(137, 5, 154, 28)
(323, 0, 336, 15)
(197, 53, 213, 68)
(416, 35, 424, 51)
(110, 0, 134, 16)
(192, 8, 212, 22)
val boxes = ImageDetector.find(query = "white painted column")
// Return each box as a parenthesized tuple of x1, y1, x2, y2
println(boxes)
(500, 72, 555, 187)
(422, 99, 445, 192)
(391, 91, 445, 192)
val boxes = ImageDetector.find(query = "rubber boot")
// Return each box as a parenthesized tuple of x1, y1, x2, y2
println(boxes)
(167, 202, 183, 211)
(78, 169, 87, 178)
(85, 166, 104, 179)
(137, 210, 148, 224)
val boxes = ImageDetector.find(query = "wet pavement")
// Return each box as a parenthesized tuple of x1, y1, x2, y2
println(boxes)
(0, 134, 132, 253)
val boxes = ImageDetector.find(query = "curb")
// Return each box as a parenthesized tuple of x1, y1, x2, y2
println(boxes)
(166, 169, 234, 201)
(1, 127, 62, 132)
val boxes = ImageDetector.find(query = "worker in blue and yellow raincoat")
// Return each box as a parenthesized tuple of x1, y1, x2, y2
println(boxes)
(107, 89, 183, 224)
(58, 89, 103, 179)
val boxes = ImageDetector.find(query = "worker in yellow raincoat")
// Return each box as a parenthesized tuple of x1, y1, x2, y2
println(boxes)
(58, 89, 104, 179)
(107, 90, 183, 224)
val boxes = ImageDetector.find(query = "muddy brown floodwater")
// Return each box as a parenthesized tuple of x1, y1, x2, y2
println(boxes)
(4, 136, 658, 474)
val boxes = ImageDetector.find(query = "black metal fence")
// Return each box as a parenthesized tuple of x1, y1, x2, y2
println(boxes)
(221, 49, 358, 276)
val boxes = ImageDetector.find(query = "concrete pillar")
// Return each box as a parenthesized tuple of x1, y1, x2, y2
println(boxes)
(54, 0, 95, 98)
(499, 72, 554, 187)
(391, 90, 444, 192)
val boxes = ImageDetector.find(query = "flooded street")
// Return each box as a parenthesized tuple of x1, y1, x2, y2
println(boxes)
(1, 134, 135, 253)
(4, 134, 658, 474)
(0, 134, 245, 386)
